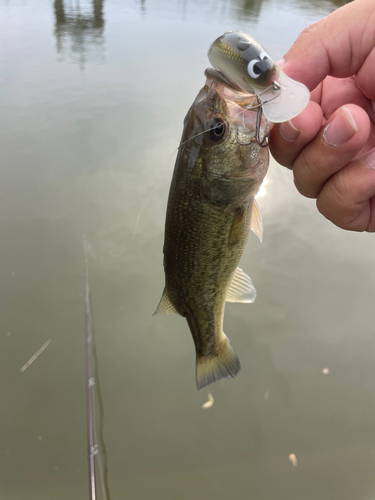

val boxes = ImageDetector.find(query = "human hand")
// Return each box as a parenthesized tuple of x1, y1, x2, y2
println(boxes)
(270, 0, 375, 232)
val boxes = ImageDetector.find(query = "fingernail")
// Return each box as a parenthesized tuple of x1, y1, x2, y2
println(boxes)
(276, 58, 285, 67)
(365, 149, 375, 169)
(323, 107, 358, 146)
(279, 120, 301, 142)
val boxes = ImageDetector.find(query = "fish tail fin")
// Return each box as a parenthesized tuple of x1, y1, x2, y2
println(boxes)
(196, 335, 241, 390)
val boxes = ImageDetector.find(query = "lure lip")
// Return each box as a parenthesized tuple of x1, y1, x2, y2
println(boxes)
(261, 68, 310, 123)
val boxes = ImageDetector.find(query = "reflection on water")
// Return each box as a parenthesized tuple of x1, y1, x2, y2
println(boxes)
(136, 0, 146, 15)
(54, 0, 105, 69)
(51, 0, 352, 68)
(291, 0, 352, 14)
(232, 0, 267, 22)
(134, 0, 352, 22)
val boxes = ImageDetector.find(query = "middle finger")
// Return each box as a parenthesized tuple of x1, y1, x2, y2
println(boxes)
(293, 104, 371, 198)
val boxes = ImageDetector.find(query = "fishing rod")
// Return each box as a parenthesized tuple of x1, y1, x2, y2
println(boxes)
(84, 238, 97, 500)
(83, 238, 111, 500)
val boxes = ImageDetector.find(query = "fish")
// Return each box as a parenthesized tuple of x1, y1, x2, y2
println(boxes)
(208, 31, 310, 123)
(155, 72, 271, 390)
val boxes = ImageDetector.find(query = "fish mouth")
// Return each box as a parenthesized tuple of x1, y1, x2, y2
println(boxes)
(185, 70, 272, 151)
(205, 68, 255, 104)
(204, 69, 272, 138)
(204, 67, 243, 93)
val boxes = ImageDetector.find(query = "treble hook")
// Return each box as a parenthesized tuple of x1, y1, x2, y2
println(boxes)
(249, 81, 281, 147)
(234, 126, 253, 146)
(235, 81, 281, 148)
(234, 105, 270, 148)
(255, 106, 270, 148)
(247, 95, 270, 147)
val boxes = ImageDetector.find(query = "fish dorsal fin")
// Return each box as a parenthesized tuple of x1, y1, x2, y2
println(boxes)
(226, 267, 256, 303)
(153, 288, 179, 315)
(251, 199, 263, 242)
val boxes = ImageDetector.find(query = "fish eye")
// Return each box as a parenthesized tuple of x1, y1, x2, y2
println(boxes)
(208, 119, 226, 142)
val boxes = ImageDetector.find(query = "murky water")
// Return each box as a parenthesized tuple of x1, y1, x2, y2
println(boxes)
(1, 0, 375, 499)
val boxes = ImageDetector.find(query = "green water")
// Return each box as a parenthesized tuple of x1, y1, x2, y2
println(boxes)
(1, 0, 375, 499)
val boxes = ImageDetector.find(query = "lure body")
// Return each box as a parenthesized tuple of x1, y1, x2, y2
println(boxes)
(208, 31, 310, 123)
(208, 31, 278, 94)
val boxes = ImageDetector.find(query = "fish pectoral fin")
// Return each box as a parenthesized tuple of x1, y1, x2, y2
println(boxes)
(196, 334, 241, 390)
(251, 199, 263, 242)
(153, 288, 179, 316)
(226, 267, 256, 303)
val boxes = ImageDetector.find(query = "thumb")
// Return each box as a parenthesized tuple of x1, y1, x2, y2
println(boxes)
(281, 0, 375, 91)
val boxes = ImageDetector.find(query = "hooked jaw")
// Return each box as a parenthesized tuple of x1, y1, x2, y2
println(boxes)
(202, 72, 274, 148)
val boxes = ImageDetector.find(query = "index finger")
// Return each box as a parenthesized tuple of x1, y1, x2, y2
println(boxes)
(281, 0, 375, 91)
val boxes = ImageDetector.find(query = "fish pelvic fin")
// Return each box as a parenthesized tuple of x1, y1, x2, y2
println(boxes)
(226, 267, 256, 303)
(153, 287, 179, 316)
(196, 335, 241, 390)
(251, 199, 263, 242)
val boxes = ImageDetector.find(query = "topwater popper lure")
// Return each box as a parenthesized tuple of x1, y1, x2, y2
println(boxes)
(208, 31, 310, 145)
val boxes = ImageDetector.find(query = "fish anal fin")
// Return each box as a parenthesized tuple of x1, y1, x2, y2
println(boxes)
(251, 199, 263, 242)
(196, 335, 240, 390)
(226, 266, 256, 303)
(153, 288, 179, 316)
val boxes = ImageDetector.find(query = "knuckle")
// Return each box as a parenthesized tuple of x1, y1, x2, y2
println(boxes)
(329, 169, 350, 202)
(269, 141, 295, 171)
(316, 170, 370, 231)
(293, 148, 324, 198)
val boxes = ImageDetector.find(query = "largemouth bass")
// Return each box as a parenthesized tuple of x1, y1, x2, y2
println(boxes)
(155, 72, 271, 390)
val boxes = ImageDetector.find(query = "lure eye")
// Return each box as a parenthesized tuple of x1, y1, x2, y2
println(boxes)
(248, 60, 261, 79)
(259, 51, 273, 63)
(247, 51, 274, 79)
(208, 119, 226, 142)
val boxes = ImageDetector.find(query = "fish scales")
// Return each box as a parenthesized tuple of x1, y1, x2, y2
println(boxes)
(156, 76, 270, 389)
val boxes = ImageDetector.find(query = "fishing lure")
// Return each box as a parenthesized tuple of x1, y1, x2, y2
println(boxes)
(208, 31, 310, 145)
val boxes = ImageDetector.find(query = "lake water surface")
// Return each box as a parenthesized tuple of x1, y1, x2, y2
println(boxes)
(1, 1, 375, 499)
